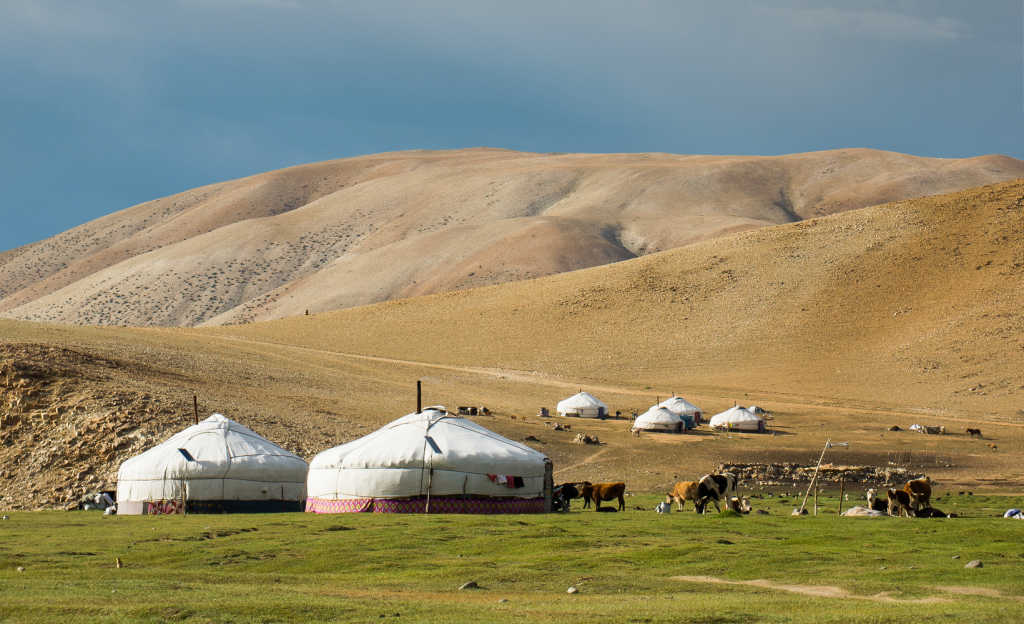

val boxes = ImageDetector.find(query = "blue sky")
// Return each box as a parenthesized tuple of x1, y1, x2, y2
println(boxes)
(1, 1, 1021, 252)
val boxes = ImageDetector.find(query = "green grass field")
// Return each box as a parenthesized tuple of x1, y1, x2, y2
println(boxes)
(2, 494, 1022, 623)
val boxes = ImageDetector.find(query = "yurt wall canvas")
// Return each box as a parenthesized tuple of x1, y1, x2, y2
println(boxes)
(708, 406, 766, 433)
(556, 392, 607, 418)
(307, 408, 551, 514)
(116, 414, 308, 514)
(632, 406, 685, 433)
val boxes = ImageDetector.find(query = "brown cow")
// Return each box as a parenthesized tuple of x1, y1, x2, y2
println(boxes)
(582, 482, 626, 511)
(887, 488, 914, 517)
(903, 477, 932, 511)
(665, 481, 699, 512)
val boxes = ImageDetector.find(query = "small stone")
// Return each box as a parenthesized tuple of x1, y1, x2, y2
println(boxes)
(16, 566, 25, 573)
(459, 581, 479, 590)
(498, 599, 509, 604)
(965, 560, 983, 569)
(880, 566, 887, 570)
(952, 555, 960, 560)
(567, 586, 579, 594)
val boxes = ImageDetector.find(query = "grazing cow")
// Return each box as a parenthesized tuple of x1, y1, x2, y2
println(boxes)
(887, 488, 914, 517)
(966, 428, 982, 438)
(903, 477, 932, 511)
(581, 482, 626, 512)
(559, 482, 590, 509)
(865, 488, 888, 513)
(694, 472, 738, 514)
(665, 481, 699, 512)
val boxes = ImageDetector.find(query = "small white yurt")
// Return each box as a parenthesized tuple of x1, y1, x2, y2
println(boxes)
(708, 406, 766, 433)
(306, 407, 551, 514)
(116, 414, 308, 514)
(556, 392, 607, 418)
(657, 396, 702, 427)
(631, 406, 686, 433)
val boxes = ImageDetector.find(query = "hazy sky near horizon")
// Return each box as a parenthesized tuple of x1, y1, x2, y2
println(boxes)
(1, 1, 1021, 251)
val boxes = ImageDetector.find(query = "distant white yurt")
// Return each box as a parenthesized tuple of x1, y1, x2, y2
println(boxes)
(556, 392, 607, 418)
(632, 406, 686, 433)
(116, 414, 308, 514)
(657, 396, 702, 427)
(708, 406, 766, 433)
(306, 407, 551, 514)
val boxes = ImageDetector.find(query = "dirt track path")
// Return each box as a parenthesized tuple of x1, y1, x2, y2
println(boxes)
(207, 334, 1024, 429)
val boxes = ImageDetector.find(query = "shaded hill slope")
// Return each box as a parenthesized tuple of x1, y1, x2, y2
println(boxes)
(2, 148, 1021, 327)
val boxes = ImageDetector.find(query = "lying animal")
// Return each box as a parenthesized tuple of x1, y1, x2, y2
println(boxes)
(581, 482, 626, 512)
(865, 488, 888, 513)
(966, 428, 982, 438)
(665, 481, 699, 512)
(887, 488, 914, 517)
(842, 505, 885, 517)
(903, 477, 932, 511)
(695, 472, 738, 514)
(655, 501, 672, 513)
(914, 507, 948, 518)
(728, 497, 751, 514)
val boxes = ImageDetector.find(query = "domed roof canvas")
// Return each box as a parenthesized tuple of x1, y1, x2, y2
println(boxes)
(306, 408, 550, 513)
(116, 414, 308, 514)
(658, 396, 701, 416)
(556, 392, 607, 417)
(709, 406, 765, 432)
(631, 406, 685, 432)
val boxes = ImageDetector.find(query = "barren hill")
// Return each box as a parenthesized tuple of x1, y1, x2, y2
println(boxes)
(2, 148, 1021, 327)
(2, 180, 1022, 509)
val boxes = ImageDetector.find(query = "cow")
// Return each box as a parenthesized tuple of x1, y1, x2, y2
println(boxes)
(966, 428, 982, 438)
(558, 481, 590, 509)
(903, 477, 932, 511)
(887, 488, 914, 517)
(581, 482, 626, 511)
(865, 488, 888, 513)
(914, 507, 948, 518)
(694, 472, 738, 514)
(665, 481, 699, 512)
(728, 497, 751, 514)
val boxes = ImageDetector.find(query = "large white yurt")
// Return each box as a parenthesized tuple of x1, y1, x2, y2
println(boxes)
(708, 406, 766, 433)
(306, 407, 551, 514)
(657, 396, 702, 427)
(556, 392, 607, 418)
(631, 406, 686, 433)
(116, 414, 308, 514)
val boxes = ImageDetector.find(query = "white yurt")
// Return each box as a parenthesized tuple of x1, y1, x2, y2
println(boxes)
(116, 414, 308, 515)
(556, 392, 607, 418)
(631, 406, 686, 433)
(708, 406, 766, 433)
(657, 396, 702, 427)
(306, 407, 551, 514)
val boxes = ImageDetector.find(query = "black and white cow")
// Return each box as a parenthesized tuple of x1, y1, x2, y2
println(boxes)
(694, 472, 738, 514)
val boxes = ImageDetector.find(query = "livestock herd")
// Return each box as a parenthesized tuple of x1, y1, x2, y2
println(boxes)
(555, 472, 749, 514)
(556, 473, 950, 518)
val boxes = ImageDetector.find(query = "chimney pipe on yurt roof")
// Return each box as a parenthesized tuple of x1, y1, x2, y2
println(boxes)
(417, 380, 422, 414)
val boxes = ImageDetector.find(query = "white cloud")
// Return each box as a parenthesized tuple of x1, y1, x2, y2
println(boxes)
(765, 6, 969, 42)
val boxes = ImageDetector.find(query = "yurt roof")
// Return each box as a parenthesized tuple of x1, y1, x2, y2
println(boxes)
(117, 414, 308, 485)
(657, 396, 702, 415)
(556, 392, 607, 411)
(633, 406, 682, 428)
(310, 408, 548, 476)
(709, 406, 763, 426)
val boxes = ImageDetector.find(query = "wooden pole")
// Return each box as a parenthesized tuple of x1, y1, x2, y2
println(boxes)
(813, 486, 818, 516)
(838, 476, 845, 517)
(417, 380, 422, 414)
(193, 394, 198, 425)
(798, 438, 830, 514)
